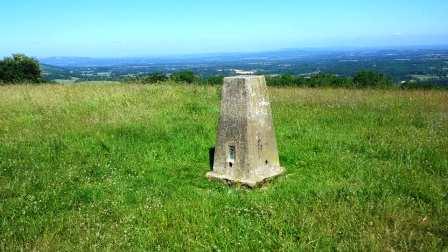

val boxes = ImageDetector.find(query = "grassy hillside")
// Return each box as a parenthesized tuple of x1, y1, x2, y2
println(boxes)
(0, 83, 447, 250)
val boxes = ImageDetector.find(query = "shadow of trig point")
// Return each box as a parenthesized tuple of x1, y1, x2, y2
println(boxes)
(207, 75, 284, 187)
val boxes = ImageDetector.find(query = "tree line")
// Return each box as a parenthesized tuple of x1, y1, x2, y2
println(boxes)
(266, 71, 393, 88)
(126, 70, 433, 89)
(123, 71, 224, 85)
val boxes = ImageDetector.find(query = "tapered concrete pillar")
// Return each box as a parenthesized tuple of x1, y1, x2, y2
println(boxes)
(207, 75, 284, 187)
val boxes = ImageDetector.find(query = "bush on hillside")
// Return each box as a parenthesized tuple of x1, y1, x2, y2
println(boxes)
(266, 74, 303, 87)
(170, 71, 197, 84)
(0, 54, 43, 84)
(353, 70, 393, 88)
(307, 73, 353, 88)
(141, 72, 168, 83)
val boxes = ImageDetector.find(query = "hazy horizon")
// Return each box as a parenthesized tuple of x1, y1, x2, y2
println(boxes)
(1, 0, 448, 58)
(31, 44, 448, 60)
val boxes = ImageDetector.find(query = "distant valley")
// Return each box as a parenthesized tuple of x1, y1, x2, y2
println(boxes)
(39, 47, 448, 85)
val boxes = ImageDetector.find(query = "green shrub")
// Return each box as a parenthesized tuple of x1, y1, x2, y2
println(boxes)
(142, 72, 168, 83)
(0, 54, 43, 84)
(353, 70, 393, 88)
(171, 70, 197, 84)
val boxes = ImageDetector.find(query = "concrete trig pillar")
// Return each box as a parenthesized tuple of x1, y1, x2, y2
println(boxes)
(207, 75, 284, 187)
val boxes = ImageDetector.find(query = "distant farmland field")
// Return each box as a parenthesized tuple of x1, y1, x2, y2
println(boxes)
(0, 83, 447, 250)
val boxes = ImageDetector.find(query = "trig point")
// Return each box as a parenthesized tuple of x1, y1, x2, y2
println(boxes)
(207, 75, 284, 187)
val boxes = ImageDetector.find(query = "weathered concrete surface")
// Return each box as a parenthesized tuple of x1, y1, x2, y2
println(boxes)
(207, 75, 284, 187)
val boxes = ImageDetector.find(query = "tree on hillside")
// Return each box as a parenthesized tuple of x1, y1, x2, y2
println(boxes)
(0, 54, 43, 84)
(353, 70, 393, 88)
(171, 71, 197, 84)
(142, 72, 168, 83)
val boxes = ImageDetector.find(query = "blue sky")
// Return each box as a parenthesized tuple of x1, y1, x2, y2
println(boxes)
(1, 0, 447, 57)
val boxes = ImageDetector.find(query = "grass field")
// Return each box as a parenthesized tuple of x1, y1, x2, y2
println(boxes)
(0, 83, 447, 250)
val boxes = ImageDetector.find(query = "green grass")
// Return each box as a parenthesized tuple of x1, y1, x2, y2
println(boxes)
(1, 83, 447, 250)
